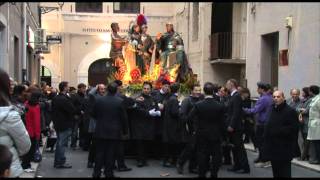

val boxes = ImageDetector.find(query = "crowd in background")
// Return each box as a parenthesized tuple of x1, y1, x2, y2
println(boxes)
(1, 67, 320, 178)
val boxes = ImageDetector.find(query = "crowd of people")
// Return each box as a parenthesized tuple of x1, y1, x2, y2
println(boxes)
(1, 67, 320, 178)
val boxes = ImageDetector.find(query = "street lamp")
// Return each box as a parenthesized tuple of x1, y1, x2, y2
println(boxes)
(40, 2, 64, 14)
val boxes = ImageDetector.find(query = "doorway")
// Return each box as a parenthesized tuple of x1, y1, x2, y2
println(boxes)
(211, 3, 233, 59)
(40, 65, 52, 87)
(88, 58, 116, 87)
(260, 32, 279, 88)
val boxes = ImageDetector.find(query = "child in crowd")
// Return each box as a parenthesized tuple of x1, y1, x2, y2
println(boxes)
(21, 90, 42, 173)
(0, 144, 13, 178)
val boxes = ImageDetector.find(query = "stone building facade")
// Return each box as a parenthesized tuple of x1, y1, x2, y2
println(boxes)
(0, 2, 41, 84)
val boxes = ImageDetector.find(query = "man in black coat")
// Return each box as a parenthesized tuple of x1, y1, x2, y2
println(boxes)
(150, 80, 171, 159)
(176, 84, 203, 174)
(52, 81, 76, 169)
(131, 82, 161, 167)
(92, 82, 129, 178)
(263, 90, 299, 178)
(225, 79, 250, 173)
(113, 80, 133, 172)
(188, 82, 225, 178)
(162, 82, 182, 167)
(71, 83, 90, 151)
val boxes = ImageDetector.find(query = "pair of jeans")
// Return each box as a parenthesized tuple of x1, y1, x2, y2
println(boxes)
(71, 121, 79, 148)
(54, 128, 72, 166)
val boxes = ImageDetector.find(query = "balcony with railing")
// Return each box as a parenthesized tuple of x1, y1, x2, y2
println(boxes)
(209, 32, 246, 64)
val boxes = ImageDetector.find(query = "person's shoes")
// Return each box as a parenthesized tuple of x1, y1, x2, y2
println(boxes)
(24, 168, 36, 173)
(137, 161, 145, 168)
(118, 166, 132, 172)
(309, 160, 320, 164)
(223, 160, 232, 165)
(176, 163, 183, 174)
(54, 163, 72, 169)
(227, 167, 241, 172)
(189, 168, 198, 174)
(163, 161, 174, 168)
(210, 173, 218, 178)
(234, 168, 250, 174)
(253, 158, 261, 164)
(87, 162, 94, 168)
(262, 161, 271, 168)
(254, 162, 265, 168)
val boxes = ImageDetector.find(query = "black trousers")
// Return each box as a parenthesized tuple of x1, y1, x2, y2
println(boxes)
(229, 131, 250, 170)
(243, 118, 256, 146)
(150, 134, 163, 159)
(88, 133, 96, 164)
(136, 140, 151, 163)
(270, 160, 291, 178)
(21, 138, 37, 169)
(196, 136, 222, 178)
(93, 139, 119, 178)
(177, 137, 197, 170)
(163, 142, 182, 163)
(115, 140, 126, 168)
(255, 125, 265, 162)
(312, 140, 320, 162)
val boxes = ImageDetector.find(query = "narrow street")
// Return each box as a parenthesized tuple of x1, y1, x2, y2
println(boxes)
(36, 148, 320, 178)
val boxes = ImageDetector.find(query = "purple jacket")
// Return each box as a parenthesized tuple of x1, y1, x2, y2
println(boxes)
(243, 93, 273, 125)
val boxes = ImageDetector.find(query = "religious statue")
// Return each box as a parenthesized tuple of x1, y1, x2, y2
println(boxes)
(139, 24, 154, 74)
(110, 22, 128, 80)
(156, 22, 192, 82)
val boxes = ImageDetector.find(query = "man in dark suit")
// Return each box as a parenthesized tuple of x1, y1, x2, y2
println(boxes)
(91, 82, 129, 178)
(188, 82, 225, 178)
(263, 90, 300, 178)
(113, 80, 133, 172)
(225, 79, 250, 173)
(162, 82, 182, 167)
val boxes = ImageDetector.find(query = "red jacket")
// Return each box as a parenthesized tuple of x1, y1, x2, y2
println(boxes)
(25, 102, 41, 140)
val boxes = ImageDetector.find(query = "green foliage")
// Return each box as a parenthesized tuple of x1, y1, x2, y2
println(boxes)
(125, 83, 143, 96)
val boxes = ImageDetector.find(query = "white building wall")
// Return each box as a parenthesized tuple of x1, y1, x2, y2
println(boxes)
(246, 3, 320, 97)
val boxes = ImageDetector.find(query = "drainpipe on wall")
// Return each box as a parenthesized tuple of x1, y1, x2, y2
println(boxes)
(22, 2, 27, 82)
(187, 3, 190, 61)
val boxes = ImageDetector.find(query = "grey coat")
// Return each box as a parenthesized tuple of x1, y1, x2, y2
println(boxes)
(88, 87, 104, 133)
(0, 106, 31, 177)
(296, 97, 312, 134)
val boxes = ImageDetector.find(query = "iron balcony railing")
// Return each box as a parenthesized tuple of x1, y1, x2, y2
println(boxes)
(210, 32, 246, 60)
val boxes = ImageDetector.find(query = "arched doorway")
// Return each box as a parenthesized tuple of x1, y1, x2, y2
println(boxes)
(40, 65, 52, 86)
(88, 58, 116, 87)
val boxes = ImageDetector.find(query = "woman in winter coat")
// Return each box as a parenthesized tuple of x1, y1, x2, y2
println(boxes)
(0, 68, 31, 177)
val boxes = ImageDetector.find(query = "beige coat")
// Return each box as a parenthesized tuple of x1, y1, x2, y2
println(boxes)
(307, 94, 320, 140)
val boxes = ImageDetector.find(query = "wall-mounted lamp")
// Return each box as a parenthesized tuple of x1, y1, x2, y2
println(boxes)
(40, 2, 64, 14)
(285, 16, 293, 29)
(250, 3, 256, 15)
